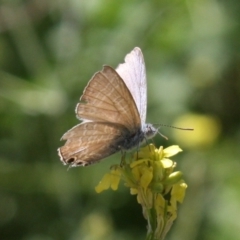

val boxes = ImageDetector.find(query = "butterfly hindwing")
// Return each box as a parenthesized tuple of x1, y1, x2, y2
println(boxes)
(58, 122, 129, 166)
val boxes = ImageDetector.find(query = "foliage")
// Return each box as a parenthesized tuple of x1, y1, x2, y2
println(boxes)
(1, 1, 240, 240)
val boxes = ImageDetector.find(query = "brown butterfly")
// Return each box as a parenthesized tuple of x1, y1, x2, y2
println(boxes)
(58, 47, 157, 167)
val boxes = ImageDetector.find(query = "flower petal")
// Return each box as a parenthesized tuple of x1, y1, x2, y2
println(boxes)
(161, 159, 174, 168)
(171, 181, 187, 203)
(163, 146, 182, 157)
(95, 173, 112, 193)
(140, 166, 153, 192)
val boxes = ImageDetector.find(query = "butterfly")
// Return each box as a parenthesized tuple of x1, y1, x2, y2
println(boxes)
(58, 47, 157, 167)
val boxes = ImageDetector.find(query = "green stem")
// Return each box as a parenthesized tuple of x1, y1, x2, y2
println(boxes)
(145, 196, 168, 240)
(145, 197, 158, 240)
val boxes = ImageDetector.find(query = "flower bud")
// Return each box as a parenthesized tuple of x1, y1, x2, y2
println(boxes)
(164, 171, 183, 185)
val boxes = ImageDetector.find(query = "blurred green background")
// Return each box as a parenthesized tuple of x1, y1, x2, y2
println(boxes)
(1, 0, 240, 239)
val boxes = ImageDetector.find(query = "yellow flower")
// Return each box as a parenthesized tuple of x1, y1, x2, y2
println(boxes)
(95, 168, 121, 193)
(95, 144, 187, 240)
(163, 145, 182, 157)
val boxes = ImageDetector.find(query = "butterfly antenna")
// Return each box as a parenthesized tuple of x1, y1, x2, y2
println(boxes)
(154, 124, 193, 140)
(154, 124, 194, 131)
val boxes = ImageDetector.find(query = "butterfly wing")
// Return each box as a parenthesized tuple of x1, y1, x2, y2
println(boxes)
(58, 122, 128, 166)
(76, 65, 141, 132)
(59, 65, 142, 166)
(116, 47, 147, 126)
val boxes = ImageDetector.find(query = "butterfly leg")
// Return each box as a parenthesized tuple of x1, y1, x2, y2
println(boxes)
(120, 150, 126, 166)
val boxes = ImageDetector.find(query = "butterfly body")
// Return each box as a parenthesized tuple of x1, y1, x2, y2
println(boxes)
(58, 48, 157, 167)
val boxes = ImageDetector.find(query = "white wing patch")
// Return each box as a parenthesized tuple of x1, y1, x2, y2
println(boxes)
(116, 47, 147, 126)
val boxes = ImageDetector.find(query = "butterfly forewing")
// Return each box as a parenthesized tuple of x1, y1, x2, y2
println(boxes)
(116, 47, 147, 125)
(76, 66, 141, 132)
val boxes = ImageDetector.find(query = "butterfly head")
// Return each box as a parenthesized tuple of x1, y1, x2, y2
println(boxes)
(143, 123, 158, 140)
